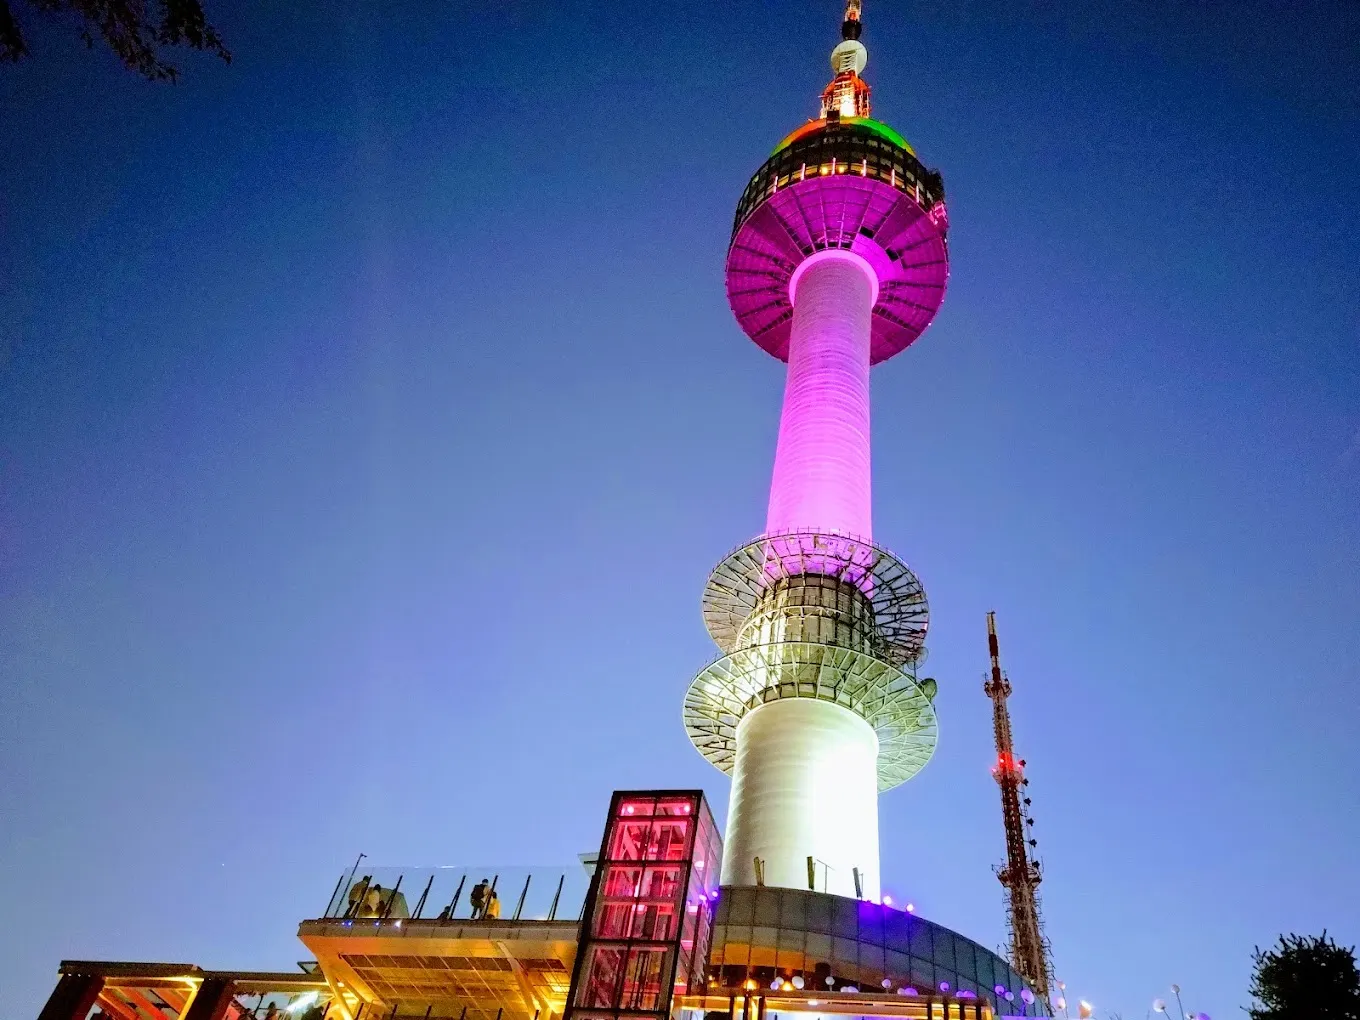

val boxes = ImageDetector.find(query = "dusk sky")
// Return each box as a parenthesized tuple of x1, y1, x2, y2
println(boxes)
(2, 1, 1358, 1018)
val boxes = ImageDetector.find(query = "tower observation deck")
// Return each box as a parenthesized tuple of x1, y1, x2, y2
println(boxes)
(685, 1, 950, 902)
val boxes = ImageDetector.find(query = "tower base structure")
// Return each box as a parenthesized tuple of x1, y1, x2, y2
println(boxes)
(35, 791, 1047, 1020)
(686, 533, 937, 904)
(723, 697, 881, 899)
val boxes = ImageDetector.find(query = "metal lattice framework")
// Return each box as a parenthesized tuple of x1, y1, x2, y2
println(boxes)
(701, 530, 930, 668)
(683, 640, 938, 791)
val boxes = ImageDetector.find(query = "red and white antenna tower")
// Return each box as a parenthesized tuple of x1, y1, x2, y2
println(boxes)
(984, 612, 1054, 1013)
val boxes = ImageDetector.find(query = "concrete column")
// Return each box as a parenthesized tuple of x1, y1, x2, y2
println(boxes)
(765, 250, 877, 540)
(720, 698, 880, 900)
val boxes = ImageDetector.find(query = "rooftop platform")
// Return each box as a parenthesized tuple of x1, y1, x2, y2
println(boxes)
(297, 917, 578, 1020)
(300, 867, 590, 1020)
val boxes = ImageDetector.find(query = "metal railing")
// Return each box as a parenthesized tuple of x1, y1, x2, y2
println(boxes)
(319, 866, 590, 924)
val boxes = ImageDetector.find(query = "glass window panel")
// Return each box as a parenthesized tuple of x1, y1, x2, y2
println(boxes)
(805, 894, 831, 934)
(775, 946, 807, 970)
(619, 947, 671, 1011)
(954, 940, 977, 983)
(832, 936, 859, 965)
(780, 894, 807, 931)
(773, 924, 804, 953)
(858, 941, 886, 976)
(724, 924, 752, 956)
(908, 959, 934, 990)
(858, 906, 884, 944)
(830, 898, 858, 939)
(972, 952, 995, 994)
(708, 929, 729, 966)
(600, 865, 643, 898)
(693, 856, 717, 896)
(647, 819, 692, 860)
(725, 889, 756, 926)
(680, 904, 700, 944)
(883, 910, 912, 949)
(608, 822, 653, 862)
(656, 798, 696, 817)
(722, 933, 751, 967)
(630, 902, 678, 940)
(753, 891, 780, 926)
(805, 932, 832, 963)
(908, 921, 932, 957)
(578, 946, 626, 1008)
(886, 950, 912, 979)
(749, 942, 777, 968)
(752, 925, 779, 951)
(595, 902, 632, 938)
(618, 797, 656, 818)
(674, 942, 698, 998)
(933, 930, 956, 971)
(640, 866, 685, 903)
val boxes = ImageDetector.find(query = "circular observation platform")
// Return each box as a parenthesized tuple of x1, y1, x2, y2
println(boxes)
(726, 118, 950, 365)
(701, 530, 929, 668)
(684, 639, 938, 791)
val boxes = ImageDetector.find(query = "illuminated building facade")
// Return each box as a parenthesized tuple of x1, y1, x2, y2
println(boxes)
(36, 8, 1050, 1020)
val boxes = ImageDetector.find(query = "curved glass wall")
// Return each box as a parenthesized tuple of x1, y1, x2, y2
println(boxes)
(708, 886, 1041, 1017)
(732, 121, 945, 240)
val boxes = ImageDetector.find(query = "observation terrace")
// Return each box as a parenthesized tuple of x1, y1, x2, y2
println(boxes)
(725, 116, 950, 366)
(297, 867, 590, 1020)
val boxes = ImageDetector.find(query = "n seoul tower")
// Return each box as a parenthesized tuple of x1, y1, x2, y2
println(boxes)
(685, 0, 951, 900)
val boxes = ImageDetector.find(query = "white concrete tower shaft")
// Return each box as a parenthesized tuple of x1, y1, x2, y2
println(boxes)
(722, 249, 884, 900)
(766, 250, 877, 540)
(688, 0, 945, 911)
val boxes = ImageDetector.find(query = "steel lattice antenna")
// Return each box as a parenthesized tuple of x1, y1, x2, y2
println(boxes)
(985, 612, 1054, 1013)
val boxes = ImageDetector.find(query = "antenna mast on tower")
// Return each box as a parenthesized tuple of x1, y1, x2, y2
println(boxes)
(822, 0, 872, 119)
(984, 612, 1054, 1013)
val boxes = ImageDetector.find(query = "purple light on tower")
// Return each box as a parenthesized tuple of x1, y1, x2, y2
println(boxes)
(730, 121, 950, 545)
(684, 0, 949, 901)
(767, 249, 878, 539)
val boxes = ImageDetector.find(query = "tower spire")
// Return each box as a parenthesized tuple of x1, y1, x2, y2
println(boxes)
(823, 0, 871, 119)
(843, 0, 864, 36)
(984, 613, 1054, 1013)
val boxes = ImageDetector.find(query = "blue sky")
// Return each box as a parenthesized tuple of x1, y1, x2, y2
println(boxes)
(1, 2, 1357, 1018)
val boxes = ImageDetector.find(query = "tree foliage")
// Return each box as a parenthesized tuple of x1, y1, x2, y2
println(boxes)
(1250, 932, 1360, 1020)
(0, 0, 229, 81)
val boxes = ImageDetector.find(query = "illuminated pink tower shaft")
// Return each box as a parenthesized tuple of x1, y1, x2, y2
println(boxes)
(767, 250, 878, 540)
(685, 0, 949, 901)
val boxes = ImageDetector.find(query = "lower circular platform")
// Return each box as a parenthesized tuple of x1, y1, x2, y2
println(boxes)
(684, 640, 938, 791)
